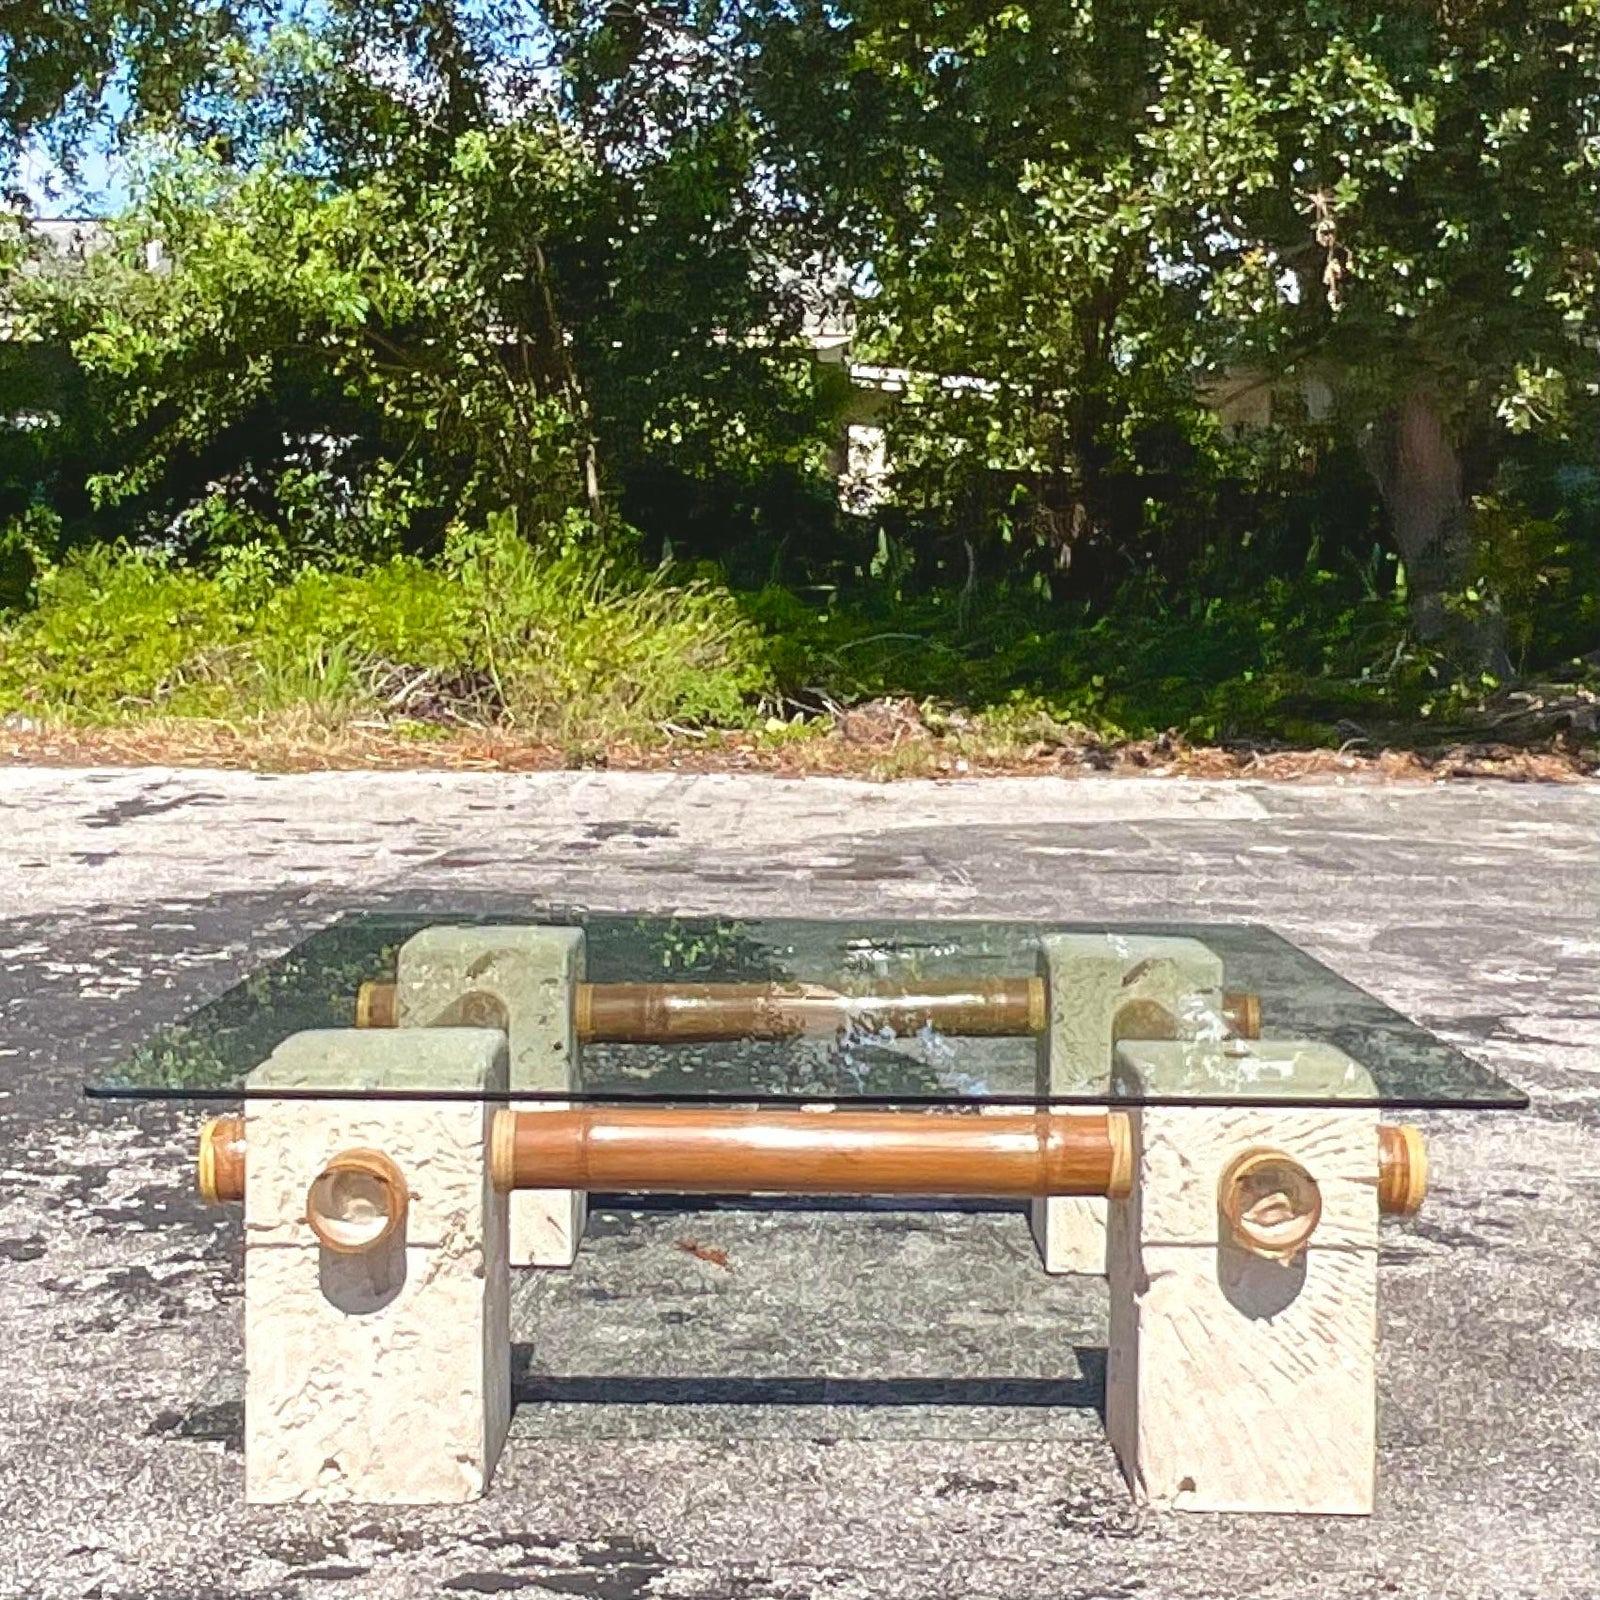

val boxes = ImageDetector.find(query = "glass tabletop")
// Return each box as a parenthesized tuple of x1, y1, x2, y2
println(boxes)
(85, 913, 1526, 1110)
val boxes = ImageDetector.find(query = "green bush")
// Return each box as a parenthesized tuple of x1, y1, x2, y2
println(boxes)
(442, 517, 770, 737)
(745, 554, 1439, 744)
(0, 514, 774, 739)
(4, 493, 1591, 749)
(0, 543, 241, 715)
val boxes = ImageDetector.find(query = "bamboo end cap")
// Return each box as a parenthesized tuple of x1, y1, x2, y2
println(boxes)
(197, 1115, 244, 1205)
(1219, 1147, 1322, 1262)
(1225, 990, 1262, 1040)
(197, 1119, 220, 1206)
(355, 980, 398, 1029)
(306, 1148, 408, 1253)
(1379, 1124, 1428, 1215)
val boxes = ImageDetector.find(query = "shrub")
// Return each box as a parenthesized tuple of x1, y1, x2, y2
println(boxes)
(0, 543, 240, 714)
(444, 515, 771, 739)
(0, 514, 774, 738)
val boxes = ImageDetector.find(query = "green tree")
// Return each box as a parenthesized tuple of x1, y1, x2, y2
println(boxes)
(740, 0, 1600, 669)
(7, 6, 827, 558)
(1232, 5, 1600, 674)
(0, 0, 248, 186)
(6, 0, 1598, 690)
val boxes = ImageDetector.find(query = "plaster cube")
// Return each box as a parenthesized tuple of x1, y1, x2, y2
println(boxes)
(1106, 1038, 1379, 1514)
(396, 924, 585, 1267)
(1031, 933, 1225, 1273)
(243, 1028, 510, 1505)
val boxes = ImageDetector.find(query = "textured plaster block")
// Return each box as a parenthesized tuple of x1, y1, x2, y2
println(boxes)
(244, 1028, 510, 1505)
(1113, 1040, 1380, 1247)
(1106, 1040, 1379, 1514)
(1031, 934, 1225, 1275)
(396, 925, 585, 1268)
(246, 1030, 510, 1246)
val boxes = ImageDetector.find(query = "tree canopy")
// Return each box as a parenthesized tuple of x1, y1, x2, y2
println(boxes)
(2, 0, 1597, 705)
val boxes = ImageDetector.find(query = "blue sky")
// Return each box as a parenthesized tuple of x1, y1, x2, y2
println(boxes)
(16, 0, 545, 219)
(22, 137, 128, 217)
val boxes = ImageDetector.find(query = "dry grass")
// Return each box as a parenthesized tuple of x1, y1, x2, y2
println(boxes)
(2, 706, 1593, 784)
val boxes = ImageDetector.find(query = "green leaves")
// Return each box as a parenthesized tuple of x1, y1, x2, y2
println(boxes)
(2, 0, 1596, 715)
(0, 513, 775, 734)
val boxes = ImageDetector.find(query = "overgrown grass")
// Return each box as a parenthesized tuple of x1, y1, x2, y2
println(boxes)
(3, 513, 1592, 755)
(746, 563, 1453, 744)
(0, 515, 772, 744)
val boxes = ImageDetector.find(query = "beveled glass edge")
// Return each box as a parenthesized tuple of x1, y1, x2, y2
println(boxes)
(82, 1084, 1530, 1110)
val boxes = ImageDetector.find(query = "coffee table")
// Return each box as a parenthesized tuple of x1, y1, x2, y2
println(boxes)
(90, 914, 1525, 1514)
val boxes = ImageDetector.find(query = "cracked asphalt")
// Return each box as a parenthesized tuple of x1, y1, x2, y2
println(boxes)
(0, 767, 1597, 1600)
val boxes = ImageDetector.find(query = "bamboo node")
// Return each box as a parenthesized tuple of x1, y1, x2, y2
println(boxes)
(1378, 1124, 1428, 1215)
(1105, 1111, 1134, 1199)
(490, 1109, 519, 1194)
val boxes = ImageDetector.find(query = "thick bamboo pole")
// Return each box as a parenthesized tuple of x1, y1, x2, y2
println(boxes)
(576, 978, 1048, 1041)
(490, 1106, 1133, 1199)
(353, 978, 1263, 1042)
(197, 1114, 1424, 1213)
(199, 1111, 1129, 1201)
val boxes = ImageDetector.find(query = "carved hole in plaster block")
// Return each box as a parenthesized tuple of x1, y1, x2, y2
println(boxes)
(1112, 999, 1176, 1043)
(1216, 1239, 1307, 1319)
(319, 1235, 407, 1312)
(428, 989, 510, 1032)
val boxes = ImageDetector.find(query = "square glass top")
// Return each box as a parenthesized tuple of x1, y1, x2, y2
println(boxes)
(85, 913, 1526, 1110)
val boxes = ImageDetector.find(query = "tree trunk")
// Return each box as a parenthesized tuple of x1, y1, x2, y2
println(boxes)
(530, 240, 607, 531)
(1362, 388, 1511, 677)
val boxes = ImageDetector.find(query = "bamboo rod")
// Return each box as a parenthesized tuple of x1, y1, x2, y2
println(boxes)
(196, 1116, 1423, 1212)
(576, 978, 1049, 1041)
(489, 1105, 1133, 1199)
(354, 978, 1263, 1042)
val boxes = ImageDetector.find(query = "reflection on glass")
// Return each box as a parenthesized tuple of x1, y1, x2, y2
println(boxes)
(88, 913, 1527, 1109)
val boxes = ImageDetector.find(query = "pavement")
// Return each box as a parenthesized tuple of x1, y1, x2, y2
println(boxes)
(0, 766, 1596, 1600)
